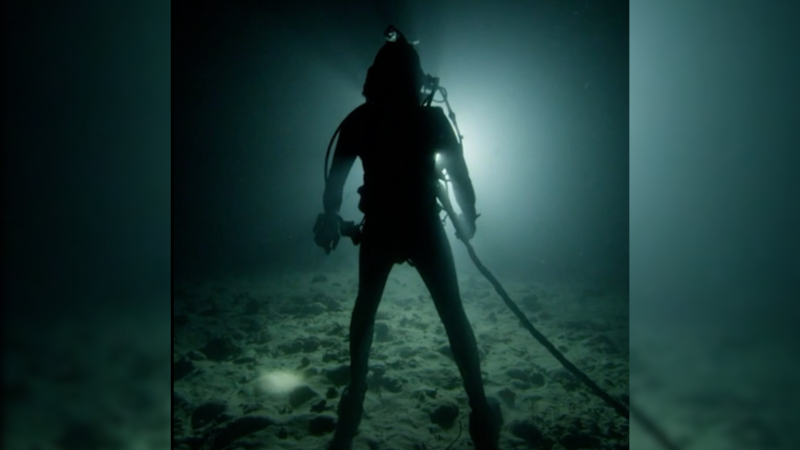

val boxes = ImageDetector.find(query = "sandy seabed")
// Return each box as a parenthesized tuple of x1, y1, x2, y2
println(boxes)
(173, 264, 629, 450)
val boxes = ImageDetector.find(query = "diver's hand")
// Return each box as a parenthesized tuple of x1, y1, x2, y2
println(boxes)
(313, 213, 341, 254)
(455, 212, 479, 242)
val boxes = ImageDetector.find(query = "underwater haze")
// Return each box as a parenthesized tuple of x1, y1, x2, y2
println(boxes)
(173, 1, 629, 449)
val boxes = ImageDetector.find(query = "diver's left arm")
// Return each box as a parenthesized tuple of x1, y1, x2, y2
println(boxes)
(432, 110, 478, 240)
(446, 146, 477, 222)
(315, 115, 359, 253)
(433, 109, 477, 223)
(323, 137, 357, 218)
(323, 105, 366, 216)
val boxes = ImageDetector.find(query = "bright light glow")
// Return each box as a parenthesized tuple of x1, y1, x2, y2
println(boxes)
(446, 96, 503, 183)
(259, 370, 303, 395)
(434, 85, 544, 216)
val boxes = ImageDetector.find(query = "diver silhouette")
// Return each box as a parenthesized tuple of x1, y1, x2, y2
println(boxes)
(314, 26, 502, 450)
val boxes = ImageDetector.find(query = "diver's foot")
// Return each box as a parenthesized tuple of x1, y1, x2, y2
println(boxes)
(326, 435, 353, 450)
(470, 397, 503, 450)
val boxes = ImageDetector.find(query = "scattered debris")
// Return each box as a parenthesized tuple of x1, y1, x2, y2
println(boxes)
(430, 402, 459, 428)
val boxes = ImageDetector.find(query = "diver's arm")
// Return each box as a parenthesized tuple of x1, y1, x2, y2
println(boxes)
(446, 145, 477, 220)
(434, 110, 477, 220)
(323, 121, 359, 217)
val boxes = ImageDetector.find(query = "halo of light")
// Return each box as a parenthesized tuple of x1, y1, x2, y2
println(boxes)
(259, 370, 303, 395)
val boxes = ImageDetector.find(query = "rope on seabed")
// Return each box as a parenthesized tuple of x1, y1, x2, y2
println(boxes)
(443, 420, 462, 450)
(460, 239, 683, 450)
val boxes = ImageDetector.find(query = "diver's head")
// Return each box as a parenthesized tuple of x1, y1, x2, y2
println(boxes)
(362, 26, 425, 106)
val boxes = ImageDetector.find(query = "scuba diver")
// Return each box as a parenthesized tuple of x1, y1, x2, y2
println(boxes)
(313, 26, 502, 450)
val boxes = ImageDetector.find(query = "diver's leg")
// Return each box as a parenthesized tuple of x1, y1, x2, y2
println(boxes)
(329, 237, 394, 449)
(412, 223, 501, 450)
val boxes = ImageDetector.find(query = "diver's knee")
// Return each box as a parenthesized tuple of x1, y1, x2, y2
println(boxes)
(438, 303, 471, 329)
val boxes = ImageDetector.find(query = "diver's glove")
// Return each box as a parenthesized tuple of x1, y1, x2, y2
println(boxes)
(313, 213, 341, 254)
(455, 211, 480, 242)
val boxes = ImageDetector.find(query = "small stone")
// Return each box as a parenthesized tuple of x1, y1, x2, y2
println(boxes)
(309, 415, 336, 435)
(233, 350, 257, 365)
(438, 345, 454, 361)
(506, 368, 529, 382)
(311, 399, 327, 412)
(323, 297, 342, 312)
(279, 337, 319, 355)
(498, 388, 516, 407)
(430, 402, 459, 428)
(398, 346, 418, 358)
(375, 322, 391, 342)
(278, 341, 304, 355)
(327, 323, 346, 337)
(511, 380, 530, 390)
(411, 387, 437, 402)
(381, 376, 403, 393)
(588, 335, 620, 355)
(369, 363, 387, 378)
(302, 337, 321, 353)
(325, 365, 351, 387)
(305, 303, 328, 316)
(212, 415, 274, 449)
(530, 372, 546, 387)
(323, 351, 346, 363)
(326, 387, 339, 399)
(289, 385, 319, 408)
(173, 359, 195, 382)
(442, 376, 461, 390)
(201, 337, 242, 362)
(191, 402, 227, 429)
(509, 420, 550, 447)
(550, 368, 580, 391)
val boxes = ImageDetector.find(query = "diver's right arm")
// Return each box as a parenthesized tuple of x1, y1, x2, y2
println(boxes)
(315, 111, 361, 254)
(323, 119, 359, 217)
(431, 107, 478, 240)
(432, 110, 477, 211)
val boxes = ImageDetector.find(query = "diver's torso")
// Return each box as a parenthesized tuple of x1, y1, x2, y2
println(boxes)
(354, 104, 441, 219)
